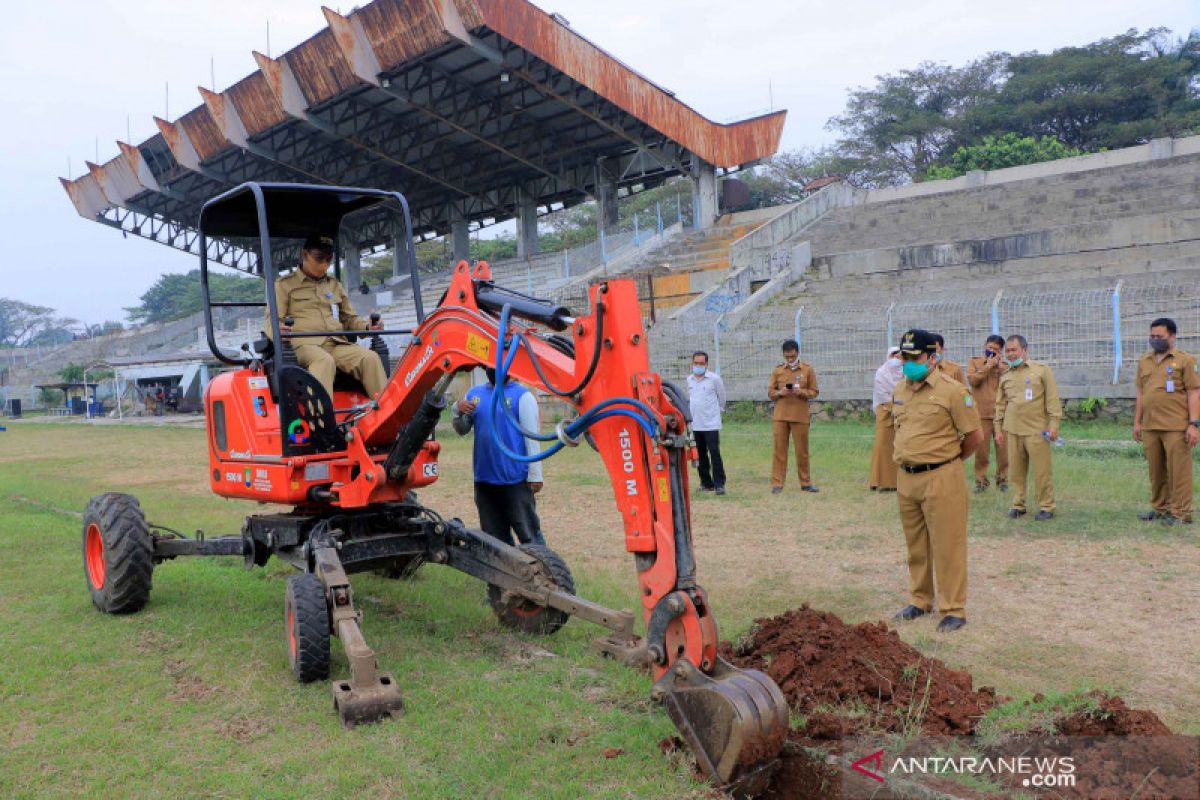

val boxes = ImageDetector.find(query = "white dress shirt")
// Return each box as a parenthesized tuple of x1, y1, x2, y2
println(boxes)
(687, 371, 726, 432)
(872, 359, 904, 412)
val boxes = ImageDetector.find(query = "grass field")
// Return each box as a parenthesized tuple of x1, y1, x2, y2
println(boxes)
(1, 418, 1197, 798)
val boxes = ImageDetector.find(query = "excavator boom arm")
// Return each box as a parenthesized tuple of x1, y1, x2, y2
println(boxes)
(358, 262, 787, 789)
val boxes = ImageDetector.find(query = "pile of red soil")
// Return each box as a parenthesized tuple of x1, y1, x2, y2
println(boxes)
(1055, 691, 1172, 736)
(722, 604, 999, 739)
(708, 607, 1192, 800)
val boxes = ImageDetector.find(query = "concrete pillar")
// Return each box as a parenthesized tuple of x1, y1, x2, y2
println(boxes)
(595, 159, 619, 233)
(391, 228, 413, 279)
(450, 208, 470, 264)
(340, 235, 362, 289)
(690, 156, 718, 230)
(516, 187, 540, 259)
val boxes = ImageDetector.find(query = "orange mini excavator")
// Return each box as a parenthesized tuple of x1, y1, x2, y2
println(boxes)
(80, 183, 787, 791)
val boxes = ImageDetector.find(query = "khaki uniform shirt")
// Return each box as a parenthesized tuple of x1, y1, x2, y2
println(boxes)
(937, 358, 965, 385)
(270, 269, 369, 347)
(1136, 348, 1199, 431)
(768, 361, 819, 423)
(966, 355, 1005, 419)
(891, 371, 981, 465)
(994, 360, 1062, 435)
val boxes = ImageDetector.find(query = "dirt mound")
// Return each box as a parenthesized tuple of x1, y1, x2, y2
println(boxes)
(708, 607, 1190, 800)
(722, 604, 999, 738)
(1055, 691, 1173, 736)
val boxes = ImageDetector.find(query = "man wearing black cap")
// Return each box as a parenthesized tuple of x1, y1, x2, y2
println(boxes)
(272, 234, 387, 397)
(891, 329, 982, 633)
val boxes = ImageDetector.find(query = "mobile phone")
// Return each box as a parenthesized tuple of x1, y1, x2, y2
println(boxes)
(785, 383, 795, 389)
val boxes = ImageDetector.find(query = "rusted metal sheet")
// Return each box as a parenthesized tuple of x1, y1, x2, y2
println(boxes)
(355, 0, 450, 71)
(474, 0, 784, 168)
(253, 52, 311, 119)
(117, 141, 161, 193)
(453, 0, 486, 31)
(225, 72, 288, 137)
(322, 8, 383, 86)
(59, 173, 112, 219)
(198, 87, 248, 148)
(177, 107, 226, 163)
(154, 117, 203, 173)
(286, 29, 360, 107)
(86, 144, 159, 206)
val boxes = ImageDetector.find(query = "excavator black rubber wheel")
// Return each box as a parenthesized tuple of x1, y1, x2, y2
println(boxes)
(82, 493, 154, 614)
(285, 573, 331, 683)
(488, 543, 575, 636)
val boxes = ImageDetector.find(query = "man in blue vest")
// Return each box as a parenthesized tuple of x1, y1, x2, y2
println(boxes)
(451, 369, 546, 547)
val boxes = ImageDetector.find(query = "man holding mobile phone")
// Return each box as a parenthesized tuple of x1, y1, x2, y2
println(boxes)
(967, 335, 1008, 493)
(768, 339, 819, 494)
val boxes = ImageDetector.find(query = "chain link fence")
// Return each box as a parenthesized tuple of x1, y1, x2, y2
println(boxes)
(648, 279, 1200, 400)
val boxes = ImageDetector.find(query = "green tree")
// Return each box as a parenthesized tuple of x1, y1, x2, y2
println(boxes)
(926, 133, 1083, 179)
(126, 270, 263, 324)
(974, 29, 1200, 152)
(827, 54, 1008, 186)
(738, 148, 851, 205)
(0, 298, 69, 347)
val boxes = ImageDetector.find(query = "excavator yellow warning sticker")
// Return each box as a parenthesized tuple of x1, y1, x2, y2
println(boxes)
(658, 477, 670, 502)
(466, 333, 492, 361)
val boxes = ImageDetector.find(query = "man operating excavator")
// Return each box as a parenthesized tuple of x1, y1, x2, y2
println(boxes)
(272, 233, 387, 397)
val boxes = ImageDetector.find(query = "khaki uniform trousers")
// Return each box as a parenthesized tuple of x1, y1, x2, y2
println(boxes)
(973, 418, 1008, 485)
(897, 459, 968, 618)
(1007, 433, 1055, 513)
(295, 341, 388, 398)
(1143, 429, 1194, 521)
(870, 405, 897, 490)
(771, 420, 811, 487)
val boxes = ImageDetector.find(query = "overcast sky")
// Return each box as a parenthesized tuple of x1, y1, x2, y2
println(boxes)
(1, 0, 1193, 325)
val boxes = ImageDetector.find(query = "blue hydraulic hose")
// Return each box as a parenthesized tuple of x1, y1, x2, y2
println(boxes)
(483, 304, 660, 463)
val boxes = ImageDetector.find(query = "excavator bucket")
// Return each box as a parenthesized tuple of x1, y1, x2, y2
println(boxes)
(653, 656, 789, 795)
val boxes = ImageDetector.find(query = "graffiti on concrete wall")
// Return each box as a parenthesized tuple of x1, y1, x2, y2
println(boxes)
(760, 247, 792, 274)
(704, 290, 744, 314)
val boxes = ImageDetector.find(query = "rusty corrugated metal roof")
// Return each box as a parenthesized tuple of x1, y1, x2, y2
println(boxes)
(62, 0, 785, 262)
(475, 0, 785, 168)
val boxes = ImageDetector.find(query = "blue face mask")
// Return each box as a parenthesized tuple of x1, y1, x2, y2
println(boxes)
(692, 365, 706, 376)
(902, 361, 931, 381)
(1007, 357, 1024, 368)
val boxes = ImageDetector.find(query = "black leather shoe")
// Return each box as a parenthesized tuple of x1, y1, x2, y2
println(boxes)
(771, 487, 783, 495)
(878, 487, 897, 493)
(893, 605, 927, 621)
(1006, 508, 1026, 519)
(1162, 515, 1192, 526)
(997, 481, 1009, 492)
(715, 487, 726, 496)
(937, 616, 967, 633)
(1034, 511, 1054, 521)
(1138, 510, 1163, 521)
(699, 486, 714, 492)
(802, 485, 820, 493)
(974, 482, 987, 494)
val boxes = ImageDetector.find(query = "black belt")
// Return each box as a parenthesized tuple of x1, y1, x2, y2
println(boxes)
(900, 457, 958, 474)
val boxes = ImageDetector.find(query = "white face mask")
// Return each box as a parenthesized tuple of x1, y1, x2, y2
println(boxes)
(887, 358, 901, 366)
